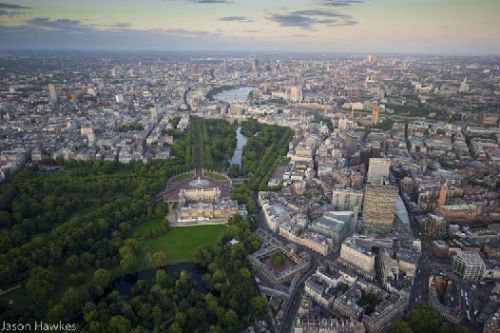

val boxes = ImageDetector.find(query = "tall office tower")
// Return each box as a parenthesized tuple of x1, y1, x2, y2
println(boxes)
(421, 214, 446, 240)
(323, 105, 329, 118)
(48, 84, 57, 100)
(191, 64, 200, 75)
(367, 158, 391, 185)
(289, 86, 303, 103)
(345, 131, 359, 156)
(367, 54, 374, 62)
(150, 106, 158, 121)
(80, 124, 96, 146)
(252, 58, 260, 72)
(438, 183, 448, 207)
(459, 77, 469, 94)
(370, 105, 380, 125)
(362, 184, 398, 232)
(338, 117, 350, 132)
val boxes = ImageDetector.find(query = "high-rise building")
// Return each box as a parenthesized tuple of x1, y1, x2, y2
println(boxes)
(367, 54, 375, 63)
(252, 58, 260, 72)
(80, 124, 96, 146)
(191, 64, 200, 75)
(48, 83, 57, 100)
(150, 106, 158, 121)
(362, 184, 398, 232)
(289, 86, 303, 103)
(459, 77, 469, 94)
(345, 132, 359, 156)
(438, 183, 448, 207)
(452, 251, 486, 281)
(371, 105, 380, 125)
(367, 158, 391, 185)
(420, 214, 446, 240)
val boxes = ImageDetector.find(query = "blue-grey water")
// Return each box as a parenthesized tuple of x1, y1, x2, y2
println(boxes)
(230, 126, 248, 166)
(214, 87, 253, 103)
(107, 263, 206, 296)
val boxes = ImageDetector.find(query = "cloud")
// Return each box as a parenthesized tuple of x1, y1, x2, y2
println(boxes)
(268, 9, 357, 29)
(196, 0, 232, 2)
(0, 18, 231, 50)
(111, 22, 132, 28)
(322, 0, 364, 6)
(164, 0, 233, 3)
(2, 17, 220, 40)
(218, 16, 254, 23)
(340, 19, 358, 26)
(153, 28, 221, 37)
(0, 3, 31, 9)
(291, 9, 350, 19)
(0, 2, 31, 16)
(268, 14, 316, 29)
(26, 17, 86, 31)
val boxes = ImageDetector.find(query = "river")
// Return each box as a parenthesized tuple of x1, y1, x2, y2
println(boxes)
(213, 86, 253, 104)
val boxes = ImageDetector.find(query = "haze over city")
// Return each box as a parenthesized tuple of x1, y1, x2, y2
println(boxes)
(0, 0, 499, 54)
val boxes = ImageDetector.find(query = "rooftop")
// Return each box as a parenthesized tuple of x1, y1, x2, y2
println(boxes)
(315, 211, 354, 231)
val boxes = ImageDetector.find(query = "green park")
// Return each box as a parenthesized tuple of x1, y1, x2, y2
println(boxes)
(0, 118, 292, 332)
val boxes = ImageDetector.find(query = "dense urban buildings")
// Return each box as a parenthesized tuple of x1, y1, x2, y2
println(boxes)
(0, 50, 499, 333)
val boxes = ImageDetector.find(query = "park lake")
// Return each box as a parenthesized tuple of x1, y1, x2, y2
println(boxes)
(107, 263, 206, 297)
(212, 86, 253, 167)
(230, 126, 248, 166)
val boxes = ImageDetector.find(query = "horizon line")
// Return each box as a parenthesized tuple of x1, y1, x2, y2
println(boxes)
(1, 48, 500, 58)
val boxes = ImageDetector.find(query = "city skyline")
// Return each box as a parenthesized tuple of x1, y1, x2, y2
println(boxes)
(0, 0, 499, 54)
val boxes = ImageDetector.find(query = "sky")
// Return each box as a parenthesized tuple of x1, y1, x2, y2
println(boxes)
(0, 0, 499, 54)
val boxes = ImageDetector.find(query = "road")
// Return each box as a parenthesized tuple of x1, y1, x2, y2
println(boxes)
(278, 264, 316, 333)
(183, 87, 192, 112)
(253, 195, 336, 333)
(193, 117, 202, 177)
(184, 86, 203, 178)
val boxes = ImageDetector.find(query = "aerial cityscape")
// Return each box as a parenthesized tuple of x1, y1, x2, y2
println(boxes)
(0, 1, 499, 333)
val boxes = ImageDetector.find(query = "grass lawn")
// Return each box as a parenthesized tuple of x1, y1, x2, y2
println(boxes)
(137, 225, 226, 268)
(131, 218, 167, 238)
(204, 172, 229, 181)
(170, 172, 194, 183)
